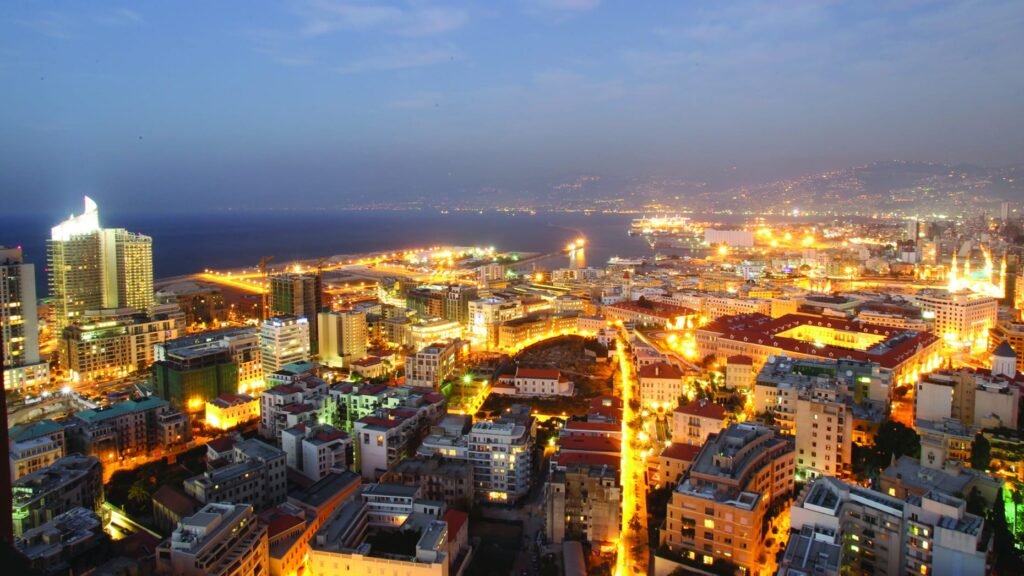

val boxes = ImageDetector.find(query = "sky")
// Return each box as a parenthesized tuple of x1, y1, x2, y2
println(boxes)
(1, 0, 1023, 211)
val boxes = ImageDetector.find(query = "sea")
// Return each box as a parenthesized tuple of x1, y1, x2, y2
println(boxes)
(0, 210, 658, 296)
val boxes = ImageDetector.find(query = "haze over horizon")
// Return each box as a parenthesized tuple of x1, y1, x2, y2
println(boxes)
(2, 0, 1023, 211)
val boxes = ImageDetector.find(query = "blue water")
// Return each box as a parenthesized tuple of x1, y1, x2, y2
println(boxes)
(0, 210, 654, 296)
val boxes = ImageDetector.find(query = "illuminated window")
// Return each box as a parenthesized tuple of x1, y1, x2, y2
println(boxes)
(703, 556, 714, 565)
(704, 519, 715, 529)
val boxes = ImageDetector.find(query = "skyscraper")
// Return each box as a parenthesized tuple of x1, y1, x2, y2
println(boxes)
(48, 197, 154, 331)
(260, 315, 310, 374)
(317, 309, 367, 367)
(269, 272, 322, 354)
(1, 246, 48, 391)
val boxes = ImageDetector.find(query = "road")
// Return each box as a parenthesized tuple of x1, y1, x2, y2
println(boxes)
(615, 333, 649, 576)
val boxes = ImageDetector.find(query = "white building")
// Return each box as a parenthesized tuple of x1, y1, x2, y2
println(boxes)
(260, 316, 310, 374)
(354, 394, 447, 480)
(496, 367, 574, 397)
(156, 503, 269, 576)
(258, 374, 330, 440)
(469, 297, 523, 349)
(638, 362, 687, 409)
(407, 340, 463, 390)
(418, 406, 536, 503)
(281, 424, 351, 483)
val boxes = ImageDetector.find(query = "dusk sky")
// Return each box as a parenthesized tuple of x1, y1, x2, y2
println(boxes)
(2, 0, 1023, 211)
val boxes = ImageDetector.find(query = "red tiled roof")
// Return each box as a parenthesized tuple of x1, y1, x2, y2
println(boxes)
(673, 401, 727, 420)
(358, 384, 388, 396)
(557, 435, 621, 454)
(443, 509, 468, 536)
(516, 367, 561, 380)
(260, 510, 305, 538)
(727, 355, 753, 365)
(700, 313, 940, 368)
(315, 430, 348, 442)
(352, 356, 383, 366)
(552, 452, 621, 470)
(282, 403, 315, 414)
(206, 436, 237, 453)
(638, 362, 684, 379)
(267, 385, 302, 395)
(660, 442, 701, 462)
(359, 416, 399, 429)
(424, 392, 445, 404)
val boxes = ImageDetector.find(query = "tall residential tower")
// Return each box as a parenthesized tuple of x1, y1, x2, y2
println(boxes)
(47, 197, 154, 331)
(1, 247, 48, 390)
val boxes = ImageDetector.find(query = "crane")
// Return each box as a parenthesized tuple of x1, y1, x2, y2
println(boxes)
(258, 256, 274, 322)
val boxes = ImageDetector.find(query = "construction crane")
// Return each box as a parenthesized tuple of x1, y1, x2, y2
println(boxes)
(258, 256, 274, 321)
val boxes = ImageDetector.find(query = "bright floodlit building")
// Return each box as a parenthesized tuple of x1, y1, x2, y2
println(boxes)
(261, 315, 311, 374)
(317, 309, 368, 367)
(156, 502, 269, 576)
(48, 196, 154, 331)
(61, 305, 185, 382)
(913, 289, 998, 352)
(697, 313, 942, 391)
(0, 246, 48, 390)
(204, 393, 260, 431)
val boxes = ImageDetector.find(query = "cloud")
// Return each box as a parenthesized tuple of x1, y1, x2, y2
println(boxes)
(337, 44, 462, 73)
(95, 8, 144, 26)
(523, 0, 601, 13)
(18, 12, 78, 39)
(295, 0, 468, 37)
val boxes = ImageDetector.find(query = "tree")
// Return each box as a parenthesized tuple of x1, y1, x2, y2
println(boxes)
(871, 421, 920, 470)
(128, 480, 152, 508)
(971, 433, 991, 471)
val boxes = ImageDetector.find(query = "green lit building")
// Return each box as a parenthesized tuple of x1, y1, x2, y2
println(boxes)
(152, 347, 238, 414)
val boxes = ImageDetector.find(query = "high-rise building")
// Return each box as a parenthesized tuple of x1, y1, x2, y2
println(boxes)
(269, 272, 322, 354)
(1, 246, 48, 390)
(48, 197, 154, 331)
(317, 309, 367, 367)
(260, 316, 310, 375)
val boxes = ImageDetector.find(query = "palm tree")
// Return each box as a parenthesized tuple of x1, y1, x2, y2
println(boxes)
(128, 480, 151, 508)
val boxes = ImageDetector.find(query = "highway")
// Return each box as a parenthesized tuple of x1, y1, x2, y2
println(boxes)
(615, 331, 649, 576)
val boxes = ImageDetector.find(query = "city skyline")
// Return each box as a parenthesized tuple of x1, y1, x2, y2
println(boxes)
(2, 1, 1023, 211)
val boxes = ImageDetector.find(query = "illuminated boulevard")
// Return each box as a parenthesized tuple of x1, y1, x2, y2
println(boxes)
(615, 330, 649, 576)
